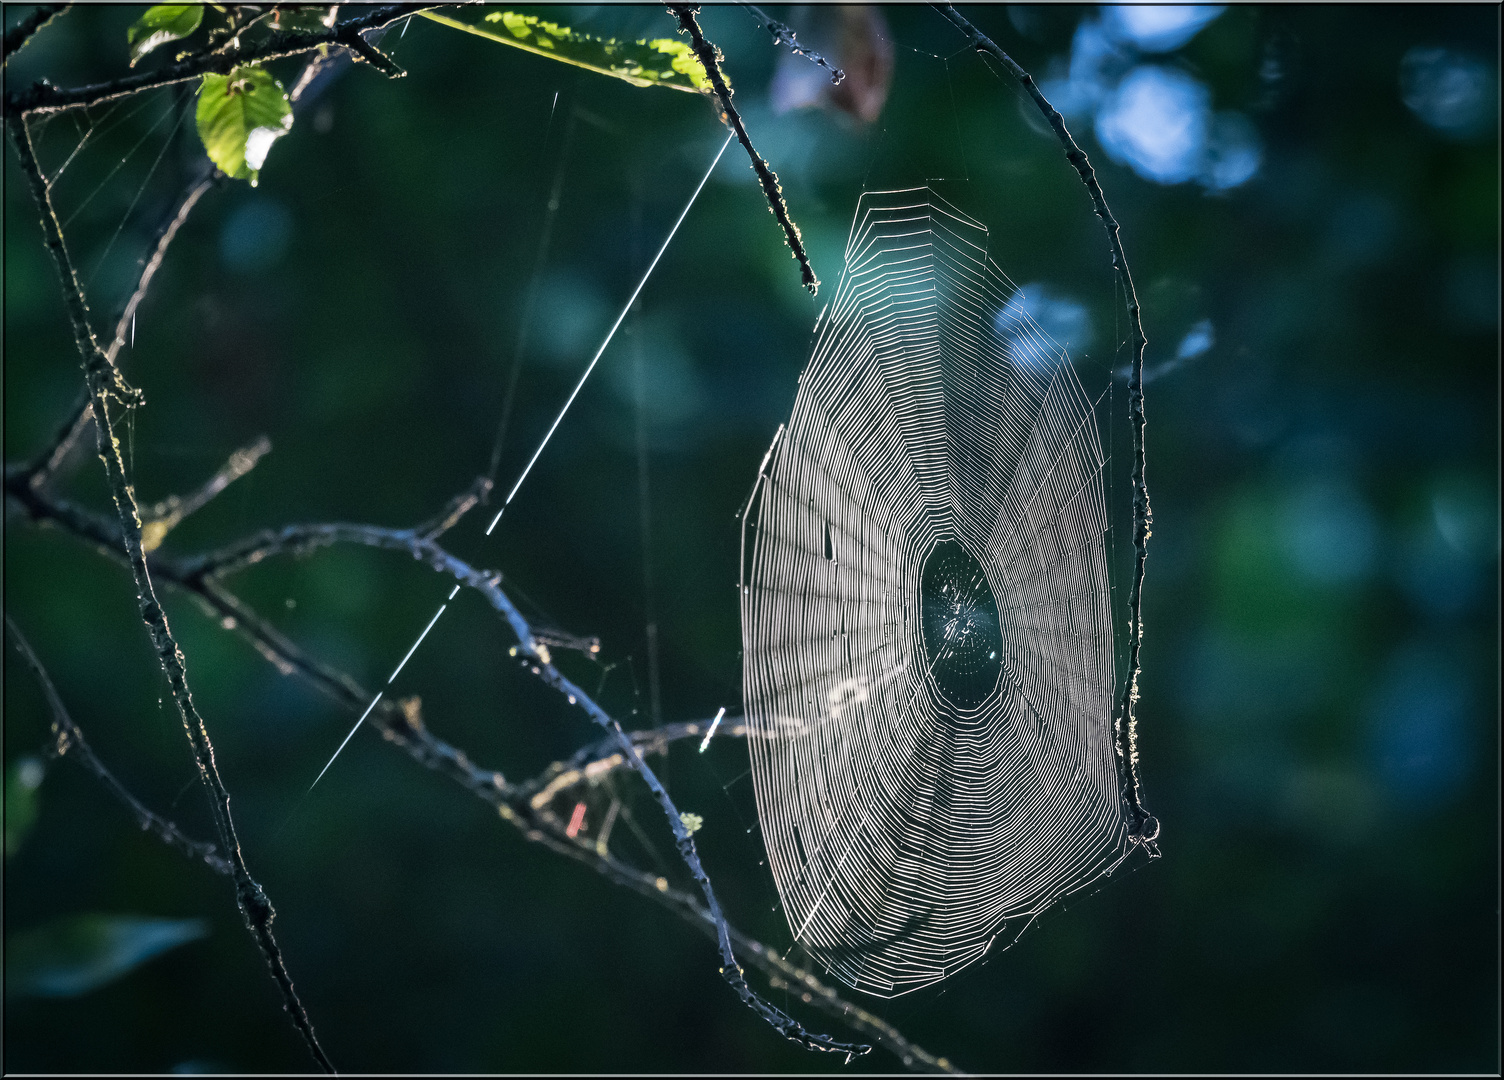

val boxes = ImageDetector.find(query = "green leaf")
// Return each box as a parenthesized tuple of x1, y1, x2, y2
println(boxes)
(418, 10, 715, 94)
(127, 5, 203, 67)
(4, 756, 46, 858)
(6, 915, 210, 998)
(196, 66, 294, 186)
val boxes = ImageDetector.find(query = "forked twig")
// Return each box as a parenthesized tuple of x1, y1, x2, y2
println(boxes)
(932, 3, 1158, 846)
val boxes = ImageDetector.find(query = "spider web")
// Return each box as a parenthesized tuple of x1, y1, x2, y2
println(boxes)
(740, 189, 1138, 997)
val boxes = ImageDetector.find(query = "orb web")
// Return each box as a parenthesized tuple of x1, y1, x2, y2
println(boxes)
(740, 189, 1137, 996)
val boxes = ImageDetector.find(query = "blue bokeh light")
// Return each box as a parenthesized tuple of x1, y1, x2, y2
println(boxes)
(530, 269, 610, 366)
(1041, 18, 1133, 122)
(1096, 65, 1211, 185)
(1040, 10, 1261, 191)
(1102, 5, 1227, 53)
(1400, 46, 1499, 140)
(1176, 318, 1216, 361)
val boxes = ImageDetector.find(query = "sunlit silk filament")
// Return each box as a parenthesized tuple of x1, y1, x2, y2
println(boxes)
(311, 132, 735, 790)
(699, 706, 727, 752)
(309, 584, 460, 790)
(485, 130, 735, 534)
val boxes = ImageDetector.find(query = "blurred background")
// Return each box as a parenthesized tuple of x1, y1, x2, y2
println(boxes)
(4, 4, 1498, 1072)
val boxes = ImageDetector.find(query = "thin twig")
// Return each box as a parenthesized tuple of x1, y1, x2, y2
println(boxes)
(931, 4, 1157, 847)
(2, 4, 67, 66)
(4, 615, 233, 876)
(342, 28, 406, 78)
(411, 475, 493, 541)
(741, 4, 845, 84)
(23, 165, 219, 490)
(4, 4, 430, 116)
(4, 114, 335, 1075)
(521, 717, 750, 803)
(140, 436, 273, 552)
(669, 5, 819, 295)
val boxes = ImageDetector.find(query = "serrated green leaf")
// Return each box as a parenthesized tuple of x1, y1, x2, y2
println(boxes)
(196, 66, 294, 186)
(4, 756, 45, 859)
(6, 915, 210, 998)
(127, 5, 203, 67)
(418, 10, 715, 93)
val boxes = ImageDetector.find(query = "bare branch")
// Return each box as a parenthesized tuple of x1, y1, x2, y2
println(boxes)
(669, 5, 819, 295)
(5, 4, 430, 116)
(4, 112, 335, 1075)
(3, 4, 67, 67)
(5, 469, 123, 551)
(4, 614, 233, 876)
(741, 4, 845, 84)
(224, 513, 865, 1055)
(525, 662, 870, 1055)
(931, 3, 1158, 848)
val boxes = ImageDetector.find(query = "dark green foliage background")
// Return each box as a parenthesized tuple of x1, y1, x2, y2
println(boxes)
(4, 4, 1497, 1072)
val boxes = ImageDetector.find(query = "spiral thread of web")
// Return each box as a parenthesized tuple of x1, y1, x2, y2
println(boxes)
(741, 190, 1135, 996)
